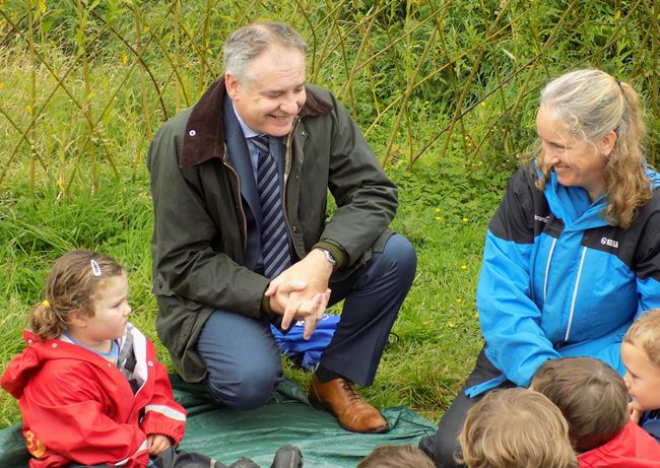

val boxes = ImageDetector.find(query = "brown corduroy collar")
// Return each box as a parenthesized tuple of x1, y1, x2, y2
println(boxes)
(180, 78, 333, 169)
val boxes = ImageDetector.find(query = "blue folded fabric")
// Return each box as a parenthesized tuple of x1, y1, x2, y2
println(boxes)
(271, 313, 340, 370)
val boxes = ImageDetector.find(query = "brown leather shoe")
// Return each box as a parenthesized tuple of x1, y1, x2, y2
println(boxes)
(308, 375, 389, 433)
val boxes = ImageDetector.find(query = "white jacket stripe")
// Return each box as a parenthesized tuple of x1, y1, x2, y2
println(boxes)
(114, 439, 148, 465)
(145, 404, 187, 421)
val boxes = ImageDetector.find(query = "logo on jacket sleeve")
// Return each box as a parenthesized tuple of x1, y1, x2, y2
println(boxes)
(600, 237, 619, 249)
(24, 429, 46, 458)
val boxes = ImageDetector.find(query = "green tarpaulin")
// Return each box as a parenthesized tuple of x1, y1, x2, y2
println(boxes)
(0, 376, 437, 468)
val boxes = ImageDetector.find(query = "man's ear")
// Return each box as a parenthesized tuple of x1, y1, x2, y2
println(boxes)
(225, 73, 240, 100)
(599, 130, 618, 157)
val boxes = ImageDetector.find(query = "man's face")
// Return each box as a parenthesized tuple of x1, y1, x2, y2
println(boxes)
(226, 46, 306, 137)
(622, 341, 660, 412)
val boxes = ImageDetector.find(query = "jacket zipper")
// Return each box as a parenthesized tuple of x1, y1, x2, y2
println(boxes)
(221, 149, 249, 254)
(564, 246, 587, 342)
(281, 118, 299, 256)
(543, 238, 557, 301)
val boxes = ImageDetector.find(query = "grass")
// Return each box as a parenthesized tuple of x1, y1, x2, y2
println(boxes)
(0, 153, 505, 428)
(1, 0, 659, 436)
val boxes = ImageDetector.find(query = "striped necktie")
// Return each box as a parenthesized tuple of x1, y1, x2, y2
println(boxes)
(251, 135, 291, 278)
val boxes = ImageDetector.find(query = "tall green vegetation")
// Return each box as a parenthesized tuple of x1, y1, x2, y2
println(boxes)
(1, 0, 658, 190)
(1, 0, 659, 429)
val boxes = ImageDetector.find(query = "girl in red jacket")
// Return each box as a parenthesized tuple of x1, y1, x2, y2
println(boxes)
(1, 250, 187, 468)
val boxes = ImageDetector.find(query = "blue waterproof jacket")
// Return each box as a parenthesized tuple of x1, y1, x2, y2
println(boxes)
(468, 162, 660, 396)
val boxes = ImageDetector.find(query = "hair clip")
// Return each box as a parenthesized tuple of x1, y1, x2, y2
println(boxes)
(90, 259, 102, 277)
(42, 300, 50, 308)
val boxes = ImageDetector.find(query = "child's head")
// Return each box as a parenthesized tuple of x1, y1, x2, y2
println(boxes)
(622, 309, 660, 413)
(458, 388, 577, 468)
(357, 444, 435, 468)
(31, 250, 129, 341)
(531, 357, 627, 453)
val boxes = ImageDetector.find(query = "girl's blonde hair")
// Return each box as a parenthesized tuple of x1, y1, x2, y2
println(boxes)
(536, 69, 651, 228)
(30, 250, 125, 340)
(623, 309, 660, 367)
(458, 388, 577, 468)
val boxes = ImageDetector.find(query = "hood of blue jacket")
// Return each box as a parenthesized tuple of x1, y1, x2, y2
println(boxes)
(541, 163, 660, 231)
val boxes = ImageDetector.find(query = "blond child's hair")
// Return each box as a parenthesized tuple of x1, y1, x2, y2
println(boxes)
(30, 250, 125, 340)
(357, 444, 435, 468)
(623, 309, 660, 367)
(531, 357, 628, 453)
(458, 388, 577, 468)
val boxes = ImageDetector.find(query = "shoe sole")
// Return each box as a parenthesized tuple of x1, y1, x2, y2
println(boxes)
(308, 395, 390, 434)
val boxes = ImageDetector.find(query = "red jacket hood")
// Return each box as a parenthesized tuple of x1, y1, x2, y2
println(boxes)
(2, 330, 128, 398)
(2, 330, 51, 399)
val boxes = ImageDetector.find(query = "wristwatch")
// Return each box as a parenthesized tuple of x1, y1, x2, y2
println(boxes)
(317, 248, 337, 267)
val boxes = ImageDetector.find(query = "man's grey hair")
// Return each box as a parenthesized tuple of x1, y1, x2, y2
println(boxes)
(223, 22, 307, 83)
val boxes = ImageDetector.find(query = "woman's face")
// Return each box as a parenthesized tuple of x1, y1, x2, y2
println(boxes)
(536, 106, 609, 201)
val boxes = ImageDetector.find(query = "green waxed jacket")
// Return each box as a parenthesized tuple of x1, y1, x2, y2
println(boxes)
(147, 79, 398, 382)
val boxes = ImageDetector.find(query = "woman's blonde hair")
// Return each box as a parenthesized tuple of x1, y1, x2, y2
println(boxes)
(30, 250, 125, 340)
(536, 69, 651, 228)
(624, 308, 660, 367)
(458, 388, 577, 468)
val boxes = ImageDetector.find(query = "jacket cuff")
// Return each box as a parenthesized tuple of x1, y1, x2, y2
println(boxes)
(312, 241, 348, 270)
(260, 284, 282, 324)
(261, 288, 273, 316)
(142, 420, 185, 446)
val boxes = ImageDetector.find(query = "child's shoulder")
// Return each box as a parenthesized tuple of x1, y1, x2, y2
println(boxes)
(2, 342, 101, 399)
(640, 409, 660, 443)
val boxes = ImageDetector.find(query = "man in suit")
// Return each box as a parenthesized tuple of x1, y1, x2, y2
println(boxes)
(147, 21, 416, 433)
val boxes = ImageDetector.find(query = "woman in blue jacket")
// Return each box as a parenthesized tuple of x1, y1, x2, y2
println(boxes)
(420, 69, 660, 467)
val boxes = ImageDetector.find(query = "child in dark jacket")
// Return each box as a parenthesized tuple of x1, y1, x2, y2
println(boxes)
(532, 357, 660, 467)
(622, 308, 660, 443)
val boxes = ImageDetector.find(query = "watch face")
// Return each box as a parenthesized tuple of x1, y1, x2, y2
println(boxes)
(323, 249, 336, 265)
